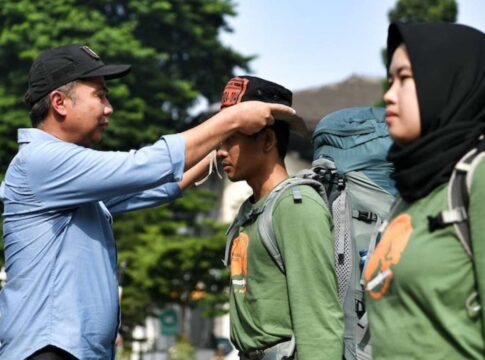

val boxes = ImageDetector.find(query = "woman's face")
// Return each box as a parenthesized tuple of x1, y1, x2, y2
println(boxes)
(384, 44, 421, 145)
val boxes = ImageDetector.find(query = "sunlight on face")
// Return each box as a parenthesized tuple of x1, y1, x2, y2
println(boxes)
(63, 77, 113, 147)
(383, 44, 421, 145)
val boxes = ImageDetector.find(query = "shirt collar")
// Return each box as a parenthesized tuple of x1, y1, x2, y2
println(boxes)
(18, 128, 62, 144)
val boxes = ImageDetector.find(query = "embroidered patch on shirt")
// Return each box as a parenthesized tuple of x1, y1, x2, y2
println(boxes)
(231, 232, 249, 294)
(364, 213, 413, 299)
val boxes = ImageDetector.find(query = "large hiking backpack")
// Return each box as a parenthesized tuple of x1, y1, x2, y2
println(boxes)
(224, 107, 397, 360)
(312, 107, 396, 360)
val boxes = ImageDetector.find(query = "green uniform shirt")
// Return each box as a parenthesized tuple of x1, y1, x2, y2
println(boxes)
(364, 161, 485, 359)
(229, 185, 343, 359)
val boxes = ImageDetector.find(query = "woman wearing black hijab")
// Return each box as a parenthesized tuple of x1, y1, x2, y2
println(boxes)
(363, 22, 485, 359)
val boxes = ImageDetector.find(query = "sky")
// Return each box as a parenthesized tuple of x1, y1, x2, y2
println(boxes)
(219, 0, 485, 92)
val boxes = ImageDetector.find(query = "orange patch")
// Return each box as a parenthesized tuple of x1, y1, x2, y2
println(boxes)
(231, 232, 249, 293)
(221, 78, 249, 109)
(364, 214, 413, 300)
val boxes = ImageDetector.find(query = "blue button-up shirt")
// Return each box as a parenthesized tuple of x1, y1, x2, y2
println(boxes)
(0, 128, 185, 359)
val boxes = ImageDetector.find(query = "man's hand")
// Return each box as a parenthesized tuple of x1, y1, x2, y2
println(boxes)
(223, 101, 296, 135)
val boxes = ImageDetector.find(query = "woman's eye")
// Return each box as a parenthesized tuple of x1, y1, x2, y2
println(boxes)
(399, 73, 413, 82)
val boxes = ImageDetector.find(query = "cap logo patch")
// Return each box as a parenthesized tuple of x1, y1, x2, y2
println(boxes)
(81, 45, 100, 60)
(221, 78, 249, 108)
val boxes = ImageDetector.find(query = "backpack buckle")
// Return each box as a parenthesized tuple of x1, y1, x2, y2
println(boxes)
(355, 299, 366, 318)
(355, 211, 377, 223)
(466, 291, 481, 318)
(243, 349, 265, 360)
(428, 208, 468, 232)
(244, 209, 262, 226)
(427, 213, 445, 232)
(336, 175, 346, 190)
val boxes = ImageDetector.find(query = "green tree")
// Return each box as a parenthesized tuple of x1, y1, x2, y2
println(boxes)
(0, 0, 251, 175)
(388, 0, 457, 23)
(0, 0, 247, 331)
(114, 189, 229, 335)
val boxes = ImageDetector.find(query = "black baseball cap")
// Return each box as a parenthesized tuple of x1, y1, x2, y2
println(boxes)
(25, 44, 131, 107)
(220, 75, 308, 136)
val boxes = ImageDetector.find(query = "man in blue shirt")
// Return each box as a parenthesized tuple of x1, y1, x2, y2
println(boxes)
(0, 45, 296, 360)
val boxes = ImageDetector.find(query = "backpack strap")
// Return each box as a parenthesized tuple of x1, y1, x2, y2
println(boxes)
(427, 138, 485, 257)
(257, 177, 328, 274)
(224, 176, 328, 271)
(223, 198, 264, 267)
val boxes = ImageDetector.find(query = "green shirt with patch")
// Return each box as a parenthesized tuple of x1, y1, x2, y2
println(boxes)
(229, 185, 344, 359)
(365, 161, 485, 359)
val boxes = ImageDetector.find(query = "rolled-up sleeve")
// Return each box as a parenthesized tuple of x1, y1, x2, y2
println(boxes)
(26, 134, 186, 209)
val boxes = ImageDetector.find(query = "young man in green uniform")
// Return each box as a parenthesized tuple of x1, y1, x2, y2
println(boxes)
(217, 76, 343, 360)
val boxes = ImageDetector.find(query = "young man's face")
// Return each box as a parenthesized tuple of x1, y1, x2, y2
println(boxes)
(62, 76, 113, 147)
(217, 131, 265, 182)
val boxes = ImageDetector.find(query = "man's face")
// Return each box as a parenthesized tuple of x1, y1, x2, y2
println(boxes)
(216, 131, 264, 183)
(62, 76, 113, 147)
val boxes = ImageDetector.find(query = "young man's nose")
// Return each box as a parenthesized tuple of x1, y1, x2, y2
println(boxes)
(216, 147, 227, 159)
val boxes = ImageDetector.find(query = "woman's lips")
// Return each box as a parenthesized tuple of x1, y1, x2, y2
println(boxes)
(385, 111, 398, 124)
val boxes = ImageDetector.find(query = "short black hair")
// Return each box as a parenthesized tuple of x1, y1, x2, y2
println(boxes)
(26, 81, 78, 127)
(273, 120, 290, 159)
(257, 120, 289, 160)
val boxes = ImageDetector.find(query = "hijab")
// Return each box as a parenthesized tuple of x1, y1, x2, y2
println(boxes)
(386, 22, 485, 202)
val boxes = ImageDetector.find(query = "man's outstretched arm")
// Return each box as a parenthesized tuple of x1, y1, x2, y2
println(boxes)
(182, 101, 296, 169)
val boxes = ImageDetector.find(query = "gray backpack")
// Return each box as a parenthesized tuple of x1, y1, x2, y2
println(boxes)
(224, 107, 397, 359)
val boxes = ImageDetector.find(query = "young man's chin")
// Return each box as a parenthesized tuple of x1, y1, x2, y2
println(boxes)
(226, 172, 241, 183)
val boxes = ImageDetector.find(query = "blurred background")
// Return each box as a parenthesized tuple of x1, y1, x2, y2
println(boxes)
(0, 1, 483, 359)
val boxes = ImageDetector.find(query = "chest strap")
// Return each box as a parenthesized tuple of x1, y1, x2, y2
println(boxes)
(427, 207, 468, 232)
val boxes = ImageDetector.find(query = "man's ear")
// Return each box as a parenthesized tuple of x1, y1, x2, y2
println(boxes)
(262, 128, 277, 153)
(49, 91, 69, 117)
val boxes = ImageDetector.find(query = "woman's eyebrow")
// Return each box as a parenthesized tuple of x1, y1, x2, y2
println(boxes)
(395, 65, 412, 74)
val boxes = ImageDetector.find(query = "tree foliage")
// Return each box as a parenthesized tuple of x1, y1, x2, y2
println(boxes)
(114, 189, 229, 334)
(0, 0, 251, 174)
(0, 0, 247, 329)
(376, 0, 458, 104)
(388, 0, 457, 23)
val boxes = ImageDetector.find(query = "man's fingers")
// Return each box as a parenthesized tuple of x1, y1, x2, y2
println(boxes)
(268, 103, 297, 121)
